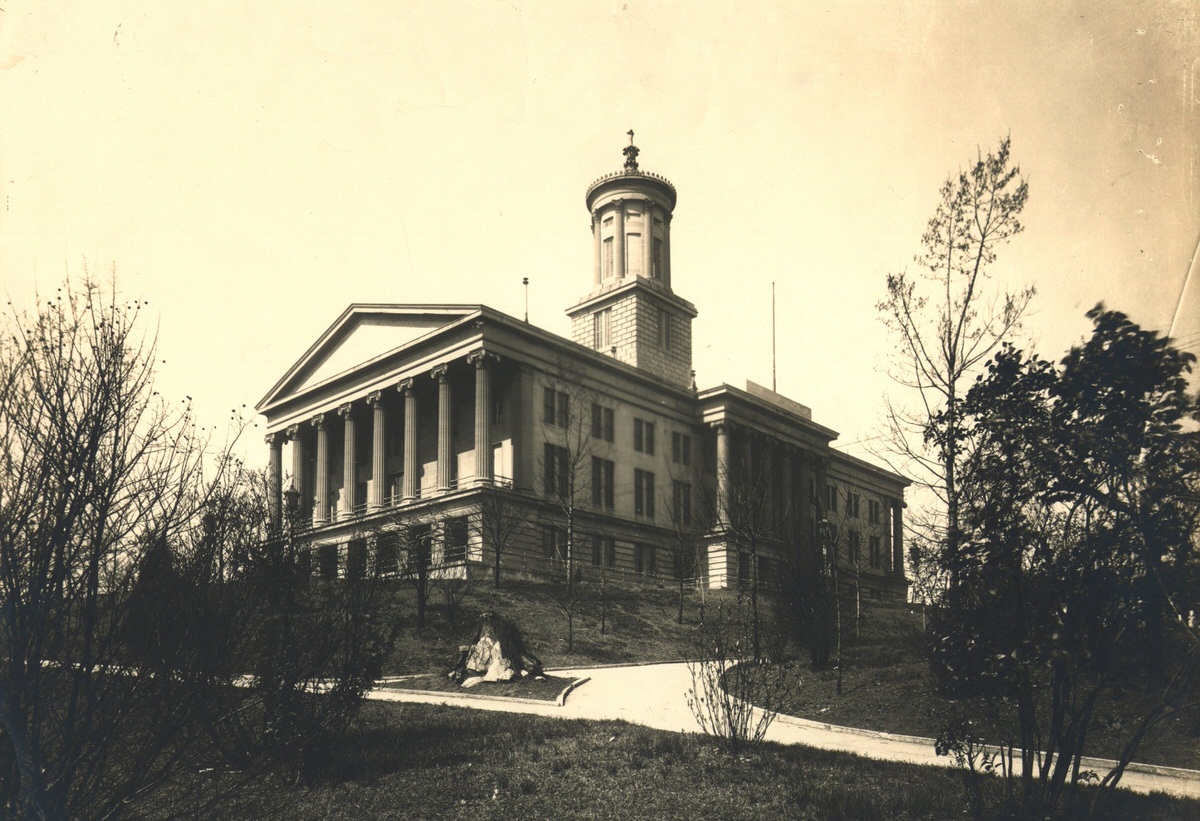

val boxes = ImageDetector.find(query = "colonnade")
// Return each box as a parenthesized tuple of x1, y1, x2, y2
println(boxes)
(265, 349, 498, 529)
(591, 197, 671, 287)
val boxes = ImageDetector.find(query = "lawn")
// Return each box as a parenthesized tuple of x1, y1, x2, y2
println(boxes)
(767, 604, 1200, 771)
(378, 576, 1199, 770)
(136, 702, 1200, 821)
(380, 573, 713, 675)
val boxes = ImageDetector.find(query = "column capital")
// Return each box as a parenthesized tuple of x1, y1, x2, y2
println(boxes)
(430, 364, 449, 382)
(644, 198, 656, 213)
(337, 401, 353, 417)
(397, 377, 415, 394)
(367, 390, 383, 407)
(286, 423, 302, 439)
(466, 349, 498, 369)
(311, 413, 326, 429)
(613, 198, 625, 212)
(265, 431, 282, 446)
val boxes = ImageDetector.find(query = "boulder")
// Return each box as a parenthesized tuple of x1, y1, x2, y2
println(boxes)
(449, 612, 544, 686)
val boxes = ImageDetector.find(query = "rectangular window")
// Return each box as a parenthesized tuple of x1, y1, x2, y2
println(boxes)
(868, 499, 881, 525)
(603, 236, 614, 278)
(543, 443, 569, 497)
(672, 480, 692, 525)
(652, 237, 663, 278)
(375, 532, 400, 576)
(591, 457, 615, 508)
(635, 542, 656, 575)
(543, 387, 568, 427)
(827, 484, 838, 512)
(869, 535, 881, 569)
(591, 403, 614, 442)
(444, 516, 469, 565)
(671, 432, 692, 466)
(591, 535, 616, 568)
(634, 469, 656, 518)
(593, 308, 611, 350)
(848, 530, 861, 564)
(634, 418, 656, 455)
(347, 538, 367, 580)
(542, 525, 567, 561)
(848, 493, 861, 518)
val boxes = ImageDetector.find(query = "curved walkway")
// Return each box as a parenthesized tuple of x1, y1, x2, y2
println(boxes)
(368, 662, 1200, 800)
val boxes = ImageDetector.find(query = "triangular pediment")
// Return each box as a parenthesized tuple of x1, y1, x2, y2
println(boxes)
(258, 304, 480, 411)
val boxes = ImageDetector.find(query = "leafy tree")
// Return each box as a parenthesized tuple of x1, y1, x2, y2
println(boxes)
(878, 137, 1034, 592)
(933, 307, 1200, 817)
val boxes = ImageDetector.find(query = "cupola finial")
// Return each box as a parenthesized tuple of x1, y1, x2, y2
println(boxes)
(623, 129, 640, 172)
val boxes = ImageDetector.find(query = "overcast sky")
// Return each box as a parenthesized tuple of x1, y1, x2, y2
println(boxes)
(2, 1, 1197, 468)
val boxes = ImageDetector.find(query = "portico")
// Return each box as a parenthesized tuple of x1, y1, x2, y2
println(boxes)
(266, 349, 502, 530)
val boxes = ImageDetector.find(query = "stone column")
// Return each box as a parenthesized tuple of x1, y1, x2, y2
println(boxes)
(614, 199, 626, 280)
(266, 432, 283, 529)
(643, 200, 655, 279)
(287, 423, 304, 497)
(892, 501, 905, 579)
(312, 413, 329, 525)
(467, 350, 495, 486)
(399, 378, 417, 500)
(432, 364, 452, 492)
(715, 423, 729, 528)
(368, 391, 386, 509)
(591, 210, 602, 286)
(339, 402, 355, 518)
(663, 211, 672, 288)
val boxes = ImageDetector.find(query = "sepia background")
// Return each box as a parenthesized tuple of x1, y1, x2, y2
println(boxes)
(2, 0, 1196, 468)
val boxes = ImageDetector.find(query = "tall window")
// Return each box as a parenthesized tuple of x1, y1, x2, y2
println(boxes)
(672, 480, 692, 525)
(591, 457, 614, 508)
(592, 535, 615, 568)
(593, 308, 611, 350)
(657, 308, 672, 350)
(543, 443, 569, 496)
(827, 484, 838, 512)
(652, 237, 663, 278)
(848, 530, 861, 564)
(603, 236, 614, 278)
(444, 516, 469, 565)
(542, 525, 567, 561)
(868, 499, 881, 525)
(671, 432, 691, 466)
(591, 403, 614, 442)
(634, 418, 655, 455)
(543, 387, 568, 427)
(634, 469, 656, 518)
(848, 493, 861, 518)
(869, 535, 881, 569)
(635, 543, 656, 575)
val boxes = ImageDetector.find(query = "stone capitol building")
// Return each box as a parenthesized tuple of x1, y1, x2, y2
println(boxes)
(256, 136, 909, 600)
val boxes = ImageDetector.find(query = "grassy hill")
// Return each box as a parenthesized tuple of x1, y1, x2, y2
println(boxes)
(382, 574, 1199, 771)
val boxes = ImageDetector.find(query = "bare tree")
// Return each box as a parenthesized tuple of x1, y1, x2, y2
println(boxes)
(877, 137, 1033, 591)
(0, 276, 244, 818)
(662, 456, 706, 625)
(537, 356, 601, 652)
(476, 485, 530, 589)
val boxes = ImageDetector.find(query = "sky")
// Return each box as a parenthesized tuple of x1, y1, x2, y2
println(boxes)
(2, 0, 1197, 470)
